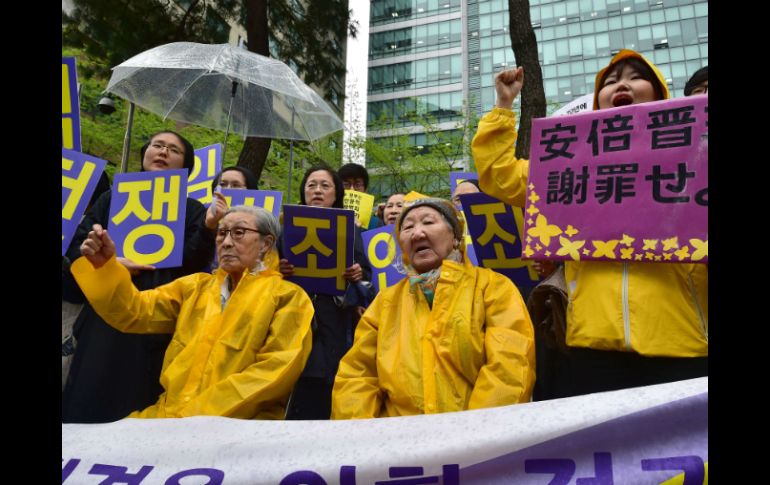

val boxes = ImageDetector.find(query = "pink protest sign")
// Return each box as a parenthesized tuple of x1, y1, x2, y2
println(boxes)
(525, 96, 708, 264)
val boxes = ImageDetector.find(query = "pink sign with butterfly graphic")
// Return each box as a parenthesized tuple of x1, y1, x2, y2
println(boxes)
(525, 96, 708, 264)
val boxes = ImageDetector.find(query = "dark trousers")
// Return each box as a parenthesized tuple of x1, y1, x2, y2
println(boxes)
(285, 377, 333, 420)
(539, 346, 708, 400)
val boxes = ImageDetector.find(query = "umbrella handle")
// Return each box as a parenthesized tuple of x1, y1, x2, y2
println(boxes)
(222, 81, 239, 163)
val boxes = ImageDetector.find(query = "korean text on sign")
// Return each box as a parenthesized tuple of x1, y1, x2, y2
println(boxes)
(187, 144, 222, 206)
(221, 189, 283, 219)
(283, 205, 354, 296)
(362, 224, 405, 292)
(62, 57, 82, 152)
(107, 170, 188, 268)
(461, 192, 539, 287)
(62, 149, 107, 255)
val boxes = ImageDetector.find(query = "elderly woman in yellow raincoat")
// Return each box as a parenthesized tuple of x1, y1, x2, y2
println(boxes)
(72, 205, 313, 419)
(332, 198, 535, 418)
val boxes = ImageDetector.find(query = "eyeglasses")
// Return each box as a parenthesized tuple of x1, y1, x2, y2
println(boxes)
(218, 182, 246, 189)
(150, 142, 183, 156)
(216, 227, 262, 242)
(306, 182, 334, 191)
(343, 181, 366, 191)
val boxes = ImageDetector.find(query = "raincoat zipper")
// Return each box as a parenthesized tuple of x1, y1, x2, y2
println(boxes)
(688, 273, 708, 341)
(622, 262, 631, 350)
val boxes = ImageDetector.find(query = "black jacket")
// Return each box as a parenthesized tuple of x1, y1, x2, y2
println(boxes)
(61, 190, 215, 423)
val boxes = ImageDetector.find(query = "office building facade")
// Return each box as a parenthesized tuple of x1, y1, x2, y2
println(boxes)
(366, 0, 707, 196)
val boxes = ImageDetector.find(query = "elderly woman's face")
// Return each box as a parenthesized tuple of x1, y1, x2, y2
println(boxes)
(399, 206, 456, 273)
(304, 170, 336, 208)
(216, 212, 272, 275)
(142, 133, 186, 172)
(383, 193, 405, 225)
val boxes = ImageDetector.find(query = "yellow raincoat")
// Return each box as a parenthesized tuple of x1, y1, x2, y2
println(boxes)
(471, 51, 707, 358)
(71, 255, 313, 419)
(332, 256, 535, 419)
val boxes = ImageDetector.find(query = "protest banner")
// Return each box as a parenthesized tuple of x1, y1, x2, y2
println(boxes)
(63, 377, 707, 484)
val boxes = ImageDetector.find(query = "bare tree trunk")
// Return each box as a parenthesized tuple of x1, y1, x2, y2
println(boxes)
(239, 0, 272, 182)
(507, 0, 546, 159)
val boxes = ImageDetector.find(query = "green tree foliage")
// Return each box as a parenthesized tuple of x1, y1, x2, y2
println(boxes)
(63, 0, 243, 78)
(360, 98, 480, 201)
(238, 0, 355, 182)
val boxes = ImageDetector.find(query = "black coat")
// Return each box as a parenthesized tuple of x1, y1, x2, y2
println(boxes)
(61, 190, 215, 423)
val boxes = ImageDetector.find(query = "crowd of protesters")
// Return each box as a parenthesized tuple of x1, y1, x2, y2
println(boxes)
(62, 50, 707, 422)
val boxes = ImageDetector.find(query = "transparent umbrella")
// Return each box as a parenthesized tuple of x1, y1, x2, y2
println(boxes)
(105, 42, 344, 191)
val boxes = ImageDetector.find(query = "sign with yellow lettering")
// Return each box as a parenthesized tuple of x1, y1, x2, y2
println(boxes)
(62, 149, 107, 255)
(460, 192, 539, 287)
(343, 189, 374, 228)
(62, 57, 81, 151)
(187, 144, 222, 206)
(362, 224, 405, 292)
(108, 170, 188, 268)
(283, 205, 354, 296)
(220, 189, 283, 219)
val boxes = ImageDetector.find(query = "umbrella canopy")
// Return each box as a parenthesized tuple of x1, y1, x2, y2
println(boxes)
(105, 42, 343, 141)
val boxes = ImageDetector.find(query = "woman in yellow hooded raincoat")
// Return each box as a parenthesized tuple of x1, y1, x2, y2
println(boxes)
(332, 198, 535, 418)
(72, 205, 313, 419)
(471, 49, 708, 398)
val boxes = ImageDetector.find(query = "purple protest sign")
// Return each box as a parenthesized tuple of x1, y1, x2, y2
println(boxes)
(283, 205, 354, 296)
(461, 192, 540, 289)
(221, 189, 283, 219)
(107, 170, 188, 268)
(62, 149, 107, 256)
(187, 143, 222, 207)
(449, 171, 478, 194)
(362, 224, 405, 292)
(187, 144, 222, 206)
(526, 96, 708, 263)
(62, 57, 81, 152)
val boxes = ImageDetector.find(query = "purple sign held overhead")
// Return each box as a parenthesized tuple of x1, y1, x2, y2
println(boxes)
(107, 170, 188, 268)
(62, 149, 107, 256)
(62, 57, 81, 152)
(449, 171, 478, 194)
(362, 224, 405, 292)
(187, 144, 222, 206)
(220, 189, 283, 219)
(283, 205, 354, 296)
(461, 192, 539, 288)
(526, 96, 708, 263)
